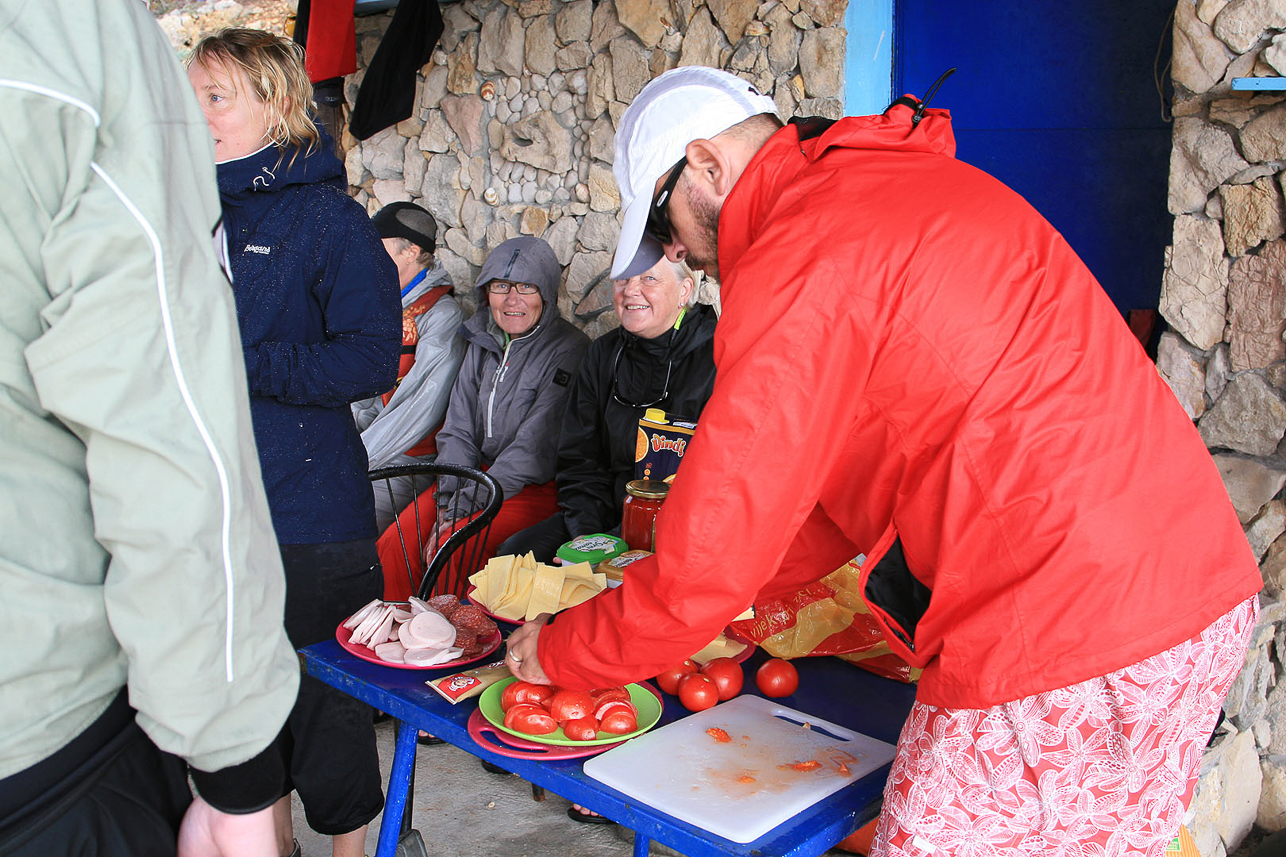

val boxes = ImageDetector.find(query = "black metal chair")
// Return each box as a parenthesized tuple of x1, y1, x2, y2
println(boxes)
(369, 463, 503, 857)
(371, 462, 503, 600)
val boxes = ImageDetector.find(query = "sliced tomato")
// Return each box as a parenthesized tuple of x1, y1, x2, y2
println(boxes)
(501, 681, 552, 712)
(593, 698, 637, 721)
(547, 689, 594, 723)
(599, 710, 638, 734)
(590, 687, 631, 706)
(562, 715, 600, 741)
(506, 705, 558, 735)
(503, 703, 546, 730)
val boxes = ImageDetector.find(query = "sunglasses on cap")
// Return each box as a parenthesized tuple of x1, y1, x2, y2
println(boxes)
(488, 280, 541, 295)
(644, 156, 688, 246)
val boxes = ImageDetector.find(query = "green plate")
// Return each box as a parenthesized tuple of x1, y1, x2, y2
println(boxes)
(478, 678, 662, 746)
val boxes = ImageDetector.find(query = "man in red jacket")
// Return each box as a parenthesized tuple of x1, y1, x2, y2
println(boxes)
(506, 67, 1261, 854)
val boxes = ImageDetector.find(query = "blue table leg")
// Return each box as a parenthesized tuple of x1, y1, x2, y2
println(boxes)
(633, 832, 651, 857)
(376, 720, 419, 857)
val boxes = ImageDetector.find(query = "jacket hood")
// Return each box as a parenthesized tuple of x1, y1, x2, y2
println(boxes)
(216, 125, 345, 197)
(803, 102, 955, 161)
(463, 237, 564, 348)
(716, 103, 956, 292)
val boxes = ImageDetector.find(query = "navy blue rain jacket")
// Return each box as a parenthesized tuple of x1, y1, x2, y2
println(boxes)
(217, 132, 400, 544)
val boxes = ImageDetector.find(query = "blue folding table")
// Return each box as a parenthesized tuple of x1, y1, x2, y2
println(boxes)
(300, 639, 916, 857)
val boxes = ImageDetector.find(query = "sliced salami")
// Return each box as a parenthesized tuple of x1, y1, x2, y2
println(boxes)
(427, 594, 460, 619)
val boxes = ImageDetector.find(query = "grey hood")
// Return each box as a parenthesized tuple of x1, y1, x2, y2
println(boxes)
(463, 237, 564, 348)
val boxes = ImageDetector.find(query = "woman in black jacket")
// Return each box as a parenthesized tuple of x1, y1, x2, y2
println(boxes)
(499, 257, 716, 561)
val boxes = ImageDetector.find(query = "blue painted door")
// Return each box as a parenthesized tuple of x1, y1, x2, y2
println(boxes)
(888, 2, 1175, 313)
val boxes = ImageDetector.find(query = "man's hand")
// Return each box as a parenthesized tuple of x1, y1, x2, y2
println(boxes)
(505, 613, 551, 684)
(177, 796, 277, 857)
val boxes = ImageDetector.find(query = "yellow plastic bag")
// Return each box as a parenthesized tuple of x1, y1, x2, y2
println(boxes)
(730, 558, 921, 683)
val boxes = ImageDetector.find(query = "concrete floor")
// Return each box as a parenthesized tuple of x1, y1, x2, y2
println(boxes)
(287, 718, 659, 857)
(287, 719, 854, 857)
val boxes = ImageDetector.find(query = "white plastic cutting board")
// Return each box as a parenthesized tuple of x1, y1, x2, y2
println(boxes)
(582, 695, 896, 844)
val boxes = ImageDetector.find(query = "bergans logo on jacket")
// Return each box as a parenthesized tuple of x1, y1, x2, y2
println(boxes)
(244, 244, 271, 255)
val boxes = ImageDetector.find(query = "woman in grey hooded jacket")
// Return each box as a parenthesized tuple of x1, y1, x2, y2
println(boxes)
(377, 237, 589, 599)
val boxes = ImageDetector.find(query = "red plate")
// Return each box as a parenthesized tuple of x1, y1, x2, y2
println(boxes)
(335, 622, 501, 670)
(722, 626, 756, 664)
(465, 584, 525, 626)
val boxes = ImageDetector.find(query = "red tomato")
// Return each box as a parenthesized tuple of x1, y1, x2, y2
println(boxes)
(655, 659, 699, 695)
(699, 657, 744, 701)
(677, 673, 719, 712)
(594, 698, 637, 721)
(599, 710, 639, 734)
(562, 716, 600, 741)
(500, 681, 553, 712)
(503, 703, 549, 732)
(755, 658, 800, 698)
(590, 687, 631, 706)
(547, 689, 594, 723)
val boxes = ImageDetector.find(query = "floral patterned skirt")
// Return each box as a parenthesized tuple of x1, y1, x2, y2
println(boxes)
(872, 595, 1258, 857)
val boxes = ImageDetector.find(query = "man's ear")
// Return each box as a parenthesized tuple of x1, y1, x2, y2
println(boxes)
(683, 138, 734, 201)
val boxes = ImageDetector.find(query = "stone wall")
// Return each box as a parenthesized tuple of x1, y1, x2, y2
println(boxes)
(1164, 2, 1286, 854)
(341, 0, 845, 332)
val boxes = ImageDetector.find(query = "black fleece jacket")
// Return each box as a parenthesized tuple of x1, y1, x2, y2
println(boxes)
(556, 303, 718, 538)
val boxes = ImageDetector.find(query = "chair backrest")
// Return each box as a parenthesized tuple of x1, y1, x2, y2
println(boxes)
(370, 463, 503, 600)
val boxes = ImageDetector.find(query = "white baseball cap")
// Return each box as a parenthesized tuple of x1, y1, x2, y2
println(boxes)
(611, 67, 779, 280)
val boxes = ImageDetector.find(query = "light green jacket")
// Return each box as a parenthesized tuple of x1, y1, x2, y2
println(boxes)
(0, 0, 299, 778)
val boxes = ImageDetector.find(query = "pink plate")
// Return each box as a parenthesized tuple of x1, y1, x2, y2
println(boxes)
(465, 584, 524, 626)
(335, 623, 501, 671)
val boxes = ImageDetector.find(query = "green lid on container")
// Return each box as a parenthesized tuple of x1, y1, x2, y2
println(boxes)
(556, 533, 628, 565)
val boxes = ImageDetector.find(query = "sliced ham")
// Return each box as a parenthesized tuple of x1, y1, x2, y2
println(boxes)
(374, 641, 407, 663)
(368, 608, 396, 647)
(408, 596, 432, 615)
(403, 645, 463, 666)
(350, 604, 390, 646)
(343, 598, 383, 630)
(403, 611, 456, 649)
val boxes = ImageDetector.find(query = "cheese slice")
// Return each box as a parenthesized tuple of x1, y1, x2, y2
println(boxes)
(560, 571, 605, 610)
(690, 634, 748, 665)
(525, 563, 565, 622)
(498, 558, 538, 620)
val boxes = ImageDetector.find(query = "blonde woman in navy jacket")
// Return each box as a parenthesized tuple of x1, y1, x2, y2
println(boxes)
(189, 28, 399, 857)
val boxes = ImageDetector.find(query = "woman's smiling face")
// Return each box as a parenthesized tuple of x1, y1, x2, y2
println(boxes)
(613, 259, 694, 340)
(488, 281, 544, 337)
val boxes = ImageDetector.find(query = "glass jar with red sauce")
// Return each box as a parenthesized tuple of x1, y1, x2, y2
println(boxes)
(621, 479, 669, 552)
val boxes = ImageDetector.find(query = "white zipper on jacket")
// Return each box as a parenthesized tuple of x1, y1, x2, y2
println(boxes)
(484, 321, 543, 439)
(486, 338, 513, 439)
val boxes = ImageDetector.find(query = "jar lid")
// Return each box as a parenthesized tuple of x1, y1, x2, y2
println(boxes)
(625, 479, 670, 500)
(556, 533, 628, 565)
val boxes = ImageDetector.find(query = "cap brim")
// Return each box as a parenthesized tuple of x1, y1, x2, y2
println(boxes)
(611, 190, 664, 279)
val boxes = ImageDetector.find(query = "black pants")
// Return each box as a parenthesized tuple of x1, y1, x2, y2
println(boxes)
(277, 538, 385, 836)
(0, 692, 192, 857)
(495, 512, 572, 563)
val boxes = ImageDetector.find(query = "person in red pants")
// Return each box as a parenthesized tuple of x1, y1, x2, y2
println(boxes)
(378, 238, 588, 601)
